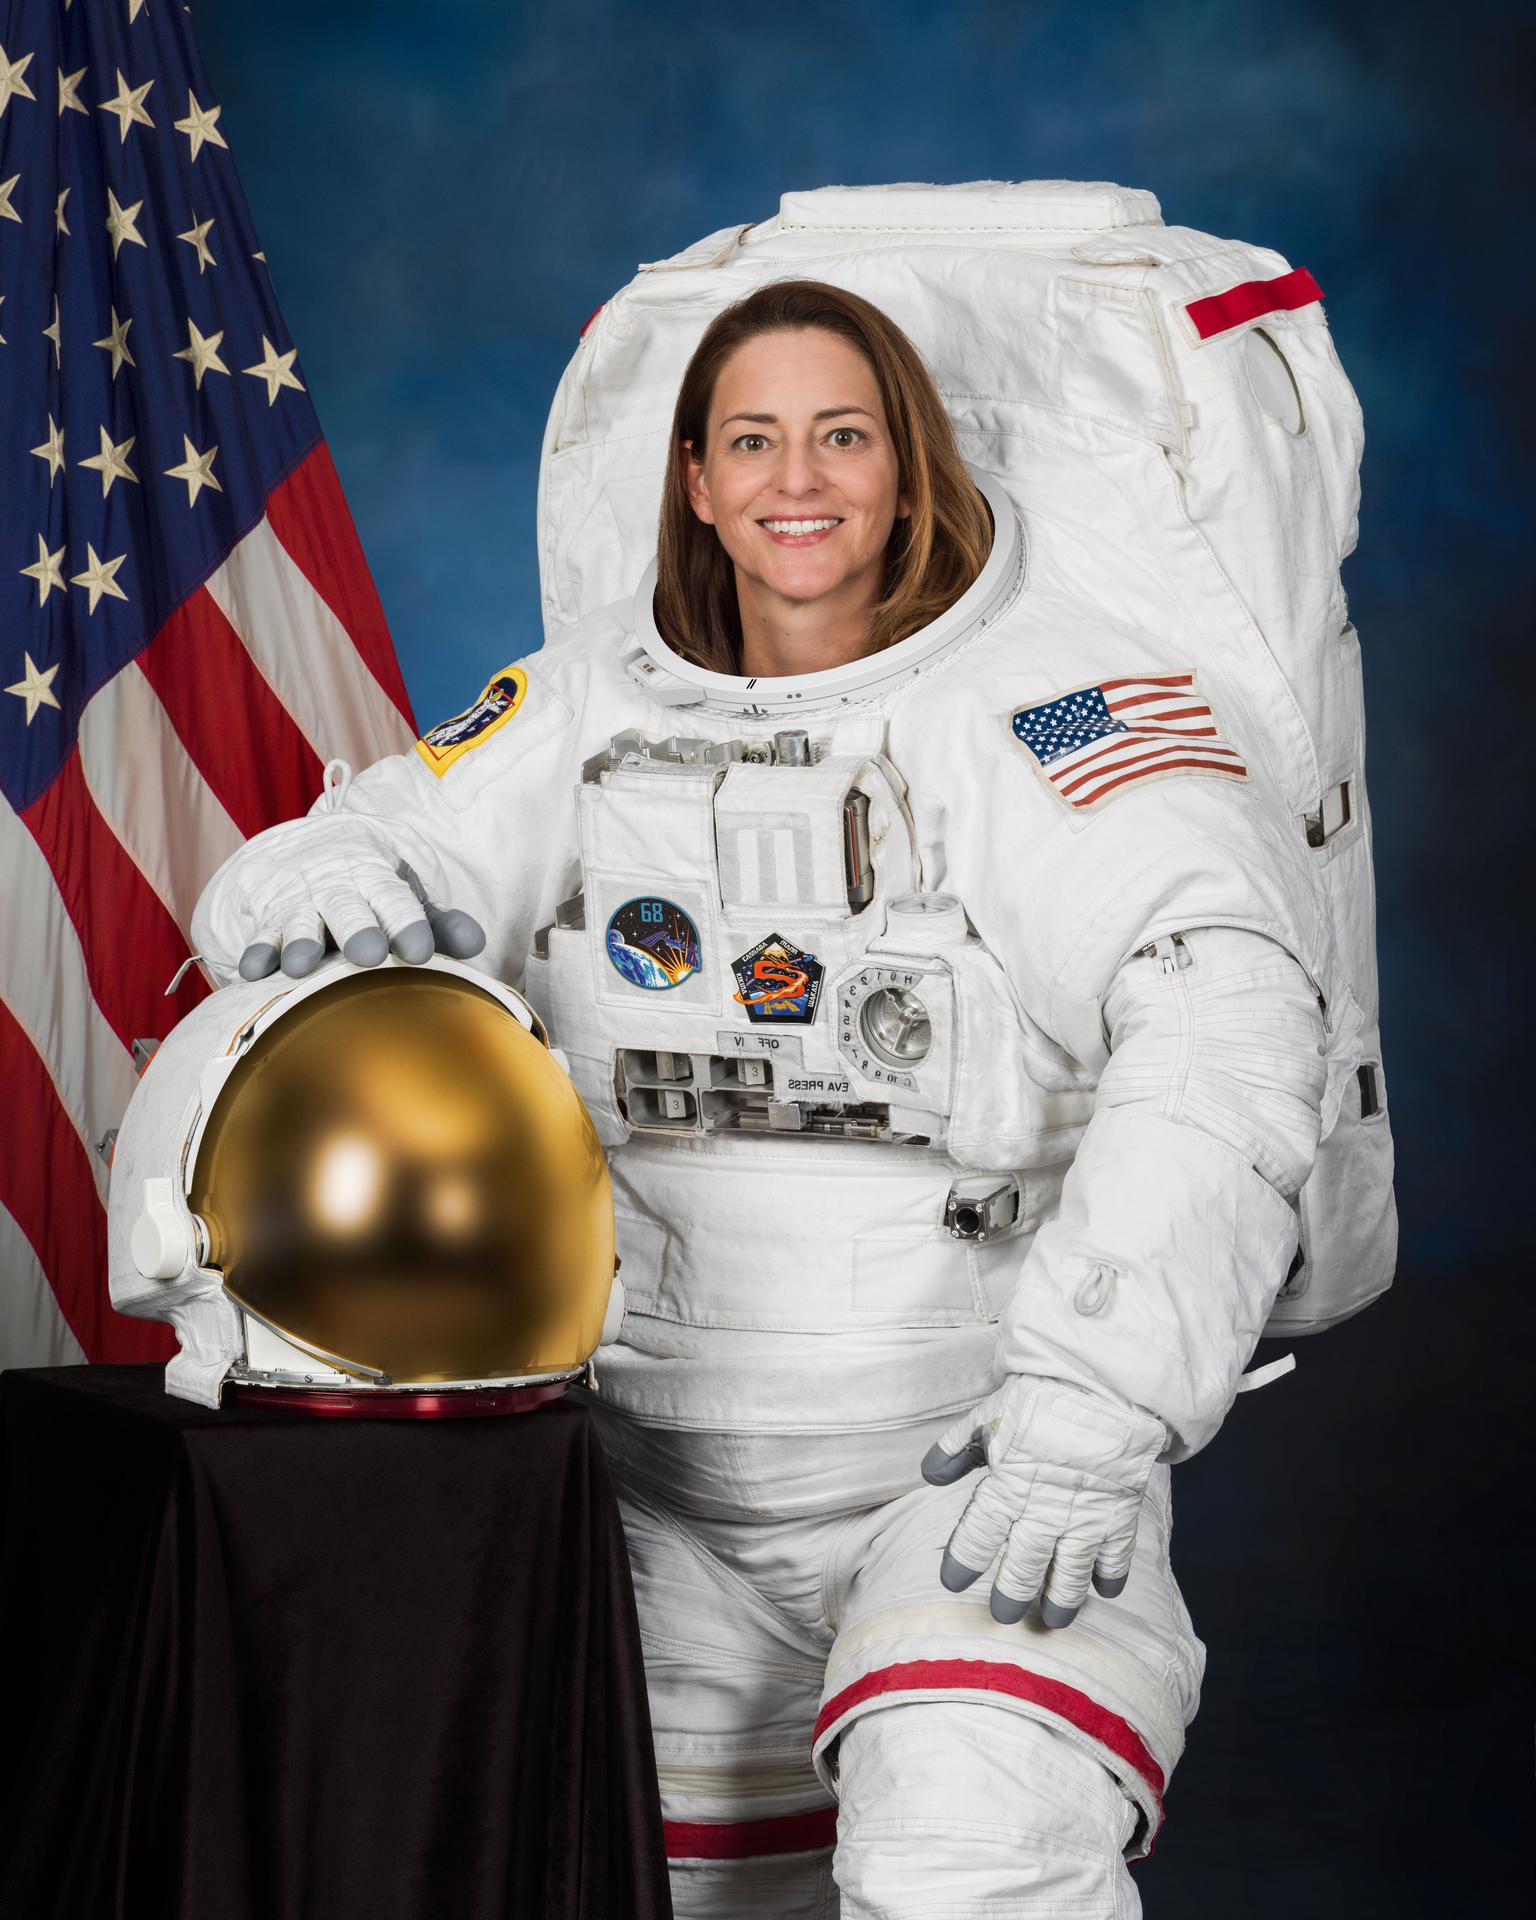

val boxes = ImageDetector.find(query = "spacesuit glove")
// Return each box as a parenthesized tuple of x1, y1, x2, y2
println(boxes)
(921, 1376, 1166, 1630)
(190, 814, 485, 985)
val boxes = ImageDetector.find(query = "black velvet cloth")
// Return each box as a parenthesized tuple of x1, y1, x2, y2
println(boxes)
(0, 1366, 671, 1920)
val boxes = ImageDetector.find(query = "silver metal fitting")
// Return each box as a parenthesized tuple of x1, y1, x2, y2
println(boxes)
(944, 1174, 1021, 1243)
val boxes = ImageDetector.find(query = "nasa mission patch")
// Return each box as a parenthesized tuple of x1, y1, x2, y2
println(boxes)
(730, 933, 824, 1025)
(414, 666, 528, 776)
(605, 898, 703, 991)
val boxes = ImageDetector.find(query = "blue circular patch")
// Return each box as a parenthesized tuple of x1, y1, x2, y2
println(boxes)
(605, 897, 702, 991)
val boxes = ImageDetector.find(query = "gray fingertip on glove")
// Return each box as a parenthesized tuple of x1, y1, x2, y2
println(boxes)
(198, 818, 488, 986)
(921, 1377, 1166, 1632)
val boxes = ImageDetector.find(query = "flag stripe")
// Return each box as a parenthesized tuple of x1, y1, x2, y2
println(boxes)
(1099, 673, 1193, 692)
(205, 518, 418, 770)
(0, 1000, 172, 1365)
(1057, 738, 1245, 797)
(137, 587, 327, 841)
(1077, 755, 1249, 806)
(77, 662, 245, 933)
(1048, 727, 1222, 783)
(19, 760, 209, 1068)
(1104, 689, 1202, 714)
(0, 1198, 87, 1369)
(265, 443, 417, 730)
(1, 787, 141, 1197)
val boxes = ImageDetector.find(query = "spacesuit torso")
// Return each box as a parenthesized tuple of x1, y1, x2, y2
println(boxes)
(317, 481, 1355, 1515)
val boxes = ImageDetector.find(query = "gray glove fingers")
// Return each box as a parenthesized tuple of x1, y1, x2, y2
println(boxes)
(921, 1432, 988, 1487)
(1088, 1508, 1142, 1600)
(303, 878, 379, 958)
(992, 1517, 1058, 1613)
(239, 940, 280, 981)
(939, 1550, 983, 1593)
(426, 903, 486, 960)
(396, 860, 485, 961)
(343, 927, 390, 968)
(277, 904, 326, 978)
(391, 920, 435, 965)
(943, 1476, 1015, 1592)
(358, 867, 438, 946)
(1040, 1534, 1098, 1625)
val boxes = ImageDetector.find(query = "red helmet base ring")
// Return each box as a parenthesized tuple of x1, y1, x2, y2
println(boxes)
(226, 1378, 574, 1419)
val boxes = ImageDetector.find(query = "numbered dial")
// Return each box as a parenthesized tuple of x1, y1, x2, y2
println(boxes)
(836, 965, 930, 1089)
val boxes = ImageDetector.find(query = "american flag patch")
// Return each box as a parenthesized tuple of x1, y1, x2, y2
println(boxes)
(1011, 674, 1248, 811)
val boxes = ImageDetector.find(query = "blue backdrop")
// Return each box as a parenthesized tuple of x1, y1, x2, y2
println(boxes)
(197, 0, 1528, 1277)
(192, 2, 1530, 1908)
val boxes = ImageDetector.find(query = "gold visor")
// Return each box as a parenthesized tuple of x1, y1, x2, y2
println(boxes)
(189, 969, 614, 1383)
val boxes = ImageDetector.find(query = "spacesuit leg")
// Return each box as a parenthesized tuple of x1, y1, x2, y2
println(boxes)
(811, 1464, 1199, 1861)
(833, 1701, 1141, 1918)
(610, 1474, 846, 1920)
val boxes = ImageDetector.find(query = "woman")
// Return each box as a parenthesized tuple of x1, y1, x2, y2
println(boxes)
(195, 280, 1330, 1917)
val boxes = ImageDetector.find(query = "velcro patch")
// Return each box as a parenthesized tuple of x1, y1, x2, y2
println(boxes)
(1011, 672, 1248, 811)
(415, 667, 528, 776)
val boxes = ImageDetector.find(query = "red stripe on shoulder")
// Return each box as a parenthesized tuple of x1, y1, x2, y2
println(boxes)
(138, 588, 325, 840)
(1185, 267, 1323, 341)
(264, 442, 416, 731)
(0, 1001, 172, 1364)
(22, 754, 210, 1051)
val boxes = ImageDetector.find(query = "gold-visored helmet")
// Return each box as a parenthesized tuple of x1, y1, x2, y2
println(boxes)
(108, 956, 615, 1409)
(196, 965, 613, 1387)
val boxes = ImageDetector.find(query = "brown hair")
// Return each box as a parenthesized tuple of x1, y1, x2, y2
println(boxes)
(653, 280, 993, 673)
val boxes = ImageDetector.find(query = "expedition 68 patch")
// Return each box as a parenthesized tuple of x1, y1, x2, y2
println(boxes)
(415, 667, 528, 776)
(1011, 672, 1248, 811)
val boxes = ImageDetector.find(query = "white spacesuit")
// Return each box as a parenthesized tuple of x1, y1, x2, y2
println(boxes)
(191, 183, 1396, 1916)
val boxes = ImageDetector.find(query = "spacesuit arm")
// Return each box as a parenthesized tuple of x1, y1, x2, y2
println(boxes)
(997, 923, 1327, 1462)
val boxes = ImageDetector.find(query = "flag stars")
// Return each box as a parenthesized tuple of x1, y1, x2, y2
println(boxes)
(70, 545, 129, 615)
(20, 535, 67, 606)
(5, 654, 61, 725)
(105, 188, 146, 257)
(42, 296, 61, 366)
(174, 90, 226, 162)
(58, 65, 86, 116)
(80, 426, 139, 497)
(177, 214, 216, 273)
(244, 335, 304, 405)
(0, 174, 19, 225)
(55, 186, 70, 234)
(0, 44, 36, 120)
(165, 435, 222, 506)
(173, 317, 228, 388)
(98, 70, 154, 143)
(31, 415, 65, 482)
(94, 308, 135, 377)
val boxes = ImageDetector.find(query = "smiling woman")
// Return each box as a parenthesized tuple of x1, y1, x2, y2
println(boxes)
(654, 280, 993, 675)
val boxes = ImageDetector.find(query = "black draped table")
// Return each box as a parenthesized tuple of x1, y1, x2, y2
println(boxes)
(0, 1366, 671, 1920)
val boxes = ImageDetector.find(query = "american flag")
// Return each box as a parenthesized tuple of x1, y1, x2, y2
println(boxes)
(1011, 673, 1248, 811)
(0, 3, 416, 1369)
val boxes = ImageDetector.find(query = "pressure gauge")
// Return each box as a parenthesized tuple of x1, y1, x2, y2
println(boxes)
(836, 963, 932, 1089)
(859, 985, 932, 1068)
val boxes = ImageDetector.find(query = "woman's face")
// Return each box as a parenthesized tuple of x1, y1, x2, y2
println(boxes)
(684, 328, 909, 622)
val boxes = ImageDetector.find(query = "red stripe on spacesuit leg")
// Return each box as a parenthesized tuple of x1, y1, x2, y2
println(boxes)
(1184, 266, 1324, 340)
(812, 1658, 1167, 1824)
(663, 1806, 838, 1860)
